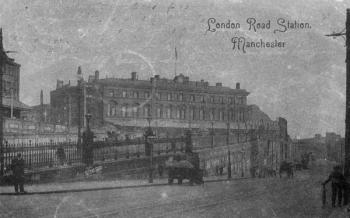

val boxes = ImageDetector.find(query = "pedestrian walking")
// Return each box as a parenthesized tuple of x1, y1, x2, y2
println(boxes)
(11, 153, 26, 194)
(323, 165, 346, 207)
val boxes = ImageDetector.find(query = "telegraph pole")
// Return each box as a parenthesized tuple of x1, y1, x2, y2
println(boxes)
(326, 9, 350, 177)
(227, 122, 232, 179)
(0, 39, 3, 176)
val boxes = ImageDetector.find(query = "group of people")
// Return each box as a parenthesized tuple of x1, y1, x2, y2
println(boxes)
(323, 165, 348, 207)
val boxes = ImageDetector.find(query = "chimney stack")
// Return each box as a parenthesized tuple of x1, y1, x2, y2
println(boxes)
(56, 80, 64, 89)
(40, 90, 43, 105)
(95, 70, 99, 80)
(236, 82, 240, 89)
(131, 71, 137, 80)
(216, 82, 222, 87)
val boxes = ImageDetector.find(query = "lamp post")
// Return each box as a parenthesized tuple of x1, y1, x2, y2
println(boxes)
(82, 113, 93, 166)
(227, 122, 232, 179)
(145, 117, 155, 183)
(77, 80, 82, 147)
(211, 121, 214, 148)
(85, 113, 92, 130)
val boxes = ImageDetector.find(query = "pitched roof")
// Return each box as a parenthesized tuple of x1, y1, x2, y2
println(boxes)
(2, 98, 30, 110)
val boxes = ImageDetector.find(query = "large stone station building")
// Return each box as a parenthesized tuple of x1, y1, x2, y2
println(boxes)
(50, 69, 272, 138)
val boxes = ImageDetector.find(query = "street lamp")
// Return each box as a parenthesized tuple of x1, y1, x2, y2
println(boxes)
(227, 122, 232, 179)
(211, 121, 214, 148)
(144, 117, 156, 183)
(82, 113, 93, 166)
(226, 100, 232, 179)
(85, 113, 92, 130)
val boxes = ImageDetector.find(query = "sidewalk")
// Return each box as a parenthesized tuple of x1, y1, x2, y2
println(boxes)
(0, 178, 168, 195)
(0, 175, 241, 195)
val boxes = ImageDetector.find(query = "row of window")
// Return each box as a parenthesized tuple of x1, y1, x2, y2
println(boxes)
(106, 104, 246, 122)
(2, 64, 19, 77)
(107, 89, 246, 104)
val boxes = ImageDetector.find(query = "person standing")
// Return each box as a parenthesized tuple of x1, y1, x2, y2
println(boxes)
(323, 165, 346, 207)
(56, 145, 66, 166)
(11, 153, 26, 194)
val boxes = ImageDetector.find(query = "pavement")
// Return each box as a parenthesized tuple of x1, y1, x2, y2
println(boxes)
(0, 174, 238, 195)
(0, 170, 341, 218)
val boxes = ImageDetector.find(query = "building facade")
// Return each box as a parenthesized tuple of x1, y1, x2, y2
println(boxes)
(296, 132, 344, 163)
(50, 70, 255, 136)
(0, 28, 29, 118)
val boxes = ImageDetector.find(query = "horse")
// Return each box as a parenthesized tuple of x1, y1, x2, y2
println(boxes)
(279, 161, 294, 178)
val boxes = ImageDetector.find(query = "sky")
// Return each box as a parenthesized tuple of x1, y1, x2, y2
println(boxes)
(0, 0, 349, 138)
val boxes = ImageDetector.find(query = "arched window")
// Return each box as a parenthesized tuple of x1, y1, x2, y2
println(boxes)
(230, 109, 234, 121)
(167, 93, 172, 101)
(210, 108, 215, 120)
(108, 101, 118, 117)
(113, 103, 118, 116)
(210, 96, 214, 103)
(169, 105, 173, 118)
(190, 106, 195, 120)
(180, 106, 186, 119)
(122, 105, 127, 117)
(176, 107, 180, 119)
(133, 91, 139, 98)
(174, 93, 178, 101)
(132, 104, 139, 117)
(156, 105, 163, 118)
(190, 95, 195, 102)
(199, 108, 204, 120)
(144, 104, 150, 118)
(107, 103, 111, 116)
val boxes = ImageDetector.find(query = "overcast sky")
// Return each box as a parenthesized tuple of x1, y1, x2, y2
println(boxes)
(0, 0, 349, 138)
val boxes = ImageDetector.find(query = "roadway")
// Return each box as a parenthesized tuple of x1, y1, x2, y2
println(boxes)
(0, 161, 348, 218)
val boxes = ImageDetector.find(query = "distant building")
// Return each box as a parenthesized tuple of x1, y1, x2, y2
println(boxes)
(296, 132, 344, 162)
(22, 90, 51, 123)
(0, 28, 29, 118)
(325, 132, 344, 162)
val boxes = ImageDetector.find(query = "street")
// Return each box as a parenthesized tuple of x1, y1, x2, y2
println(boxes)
(0, 161, 348, 218)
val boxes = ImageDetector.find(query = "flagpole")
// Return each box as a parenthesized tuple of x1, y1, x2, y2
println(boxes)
(174, 47, 177, 77)
(10, 88, 13, 119)
(174, 28, 177, 77)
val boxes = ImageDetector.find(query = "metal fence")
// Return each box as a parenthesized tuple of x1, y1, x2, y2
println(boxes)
(2, 137, 187, 171)
(2, 130, 266, 172)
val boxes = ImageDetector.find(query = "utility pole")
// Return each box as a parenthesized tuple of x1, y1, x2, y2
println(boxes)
(77, 66, 82, 146)
(325, 9, 350, 177)
(211, 122, 214, 148)
(0, 38, 3, 176)
(227, 122, 232, 179)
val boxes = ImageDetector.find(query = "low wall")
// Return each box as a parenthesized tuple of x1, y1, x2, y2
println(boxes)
(12, 154, 174, 185)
